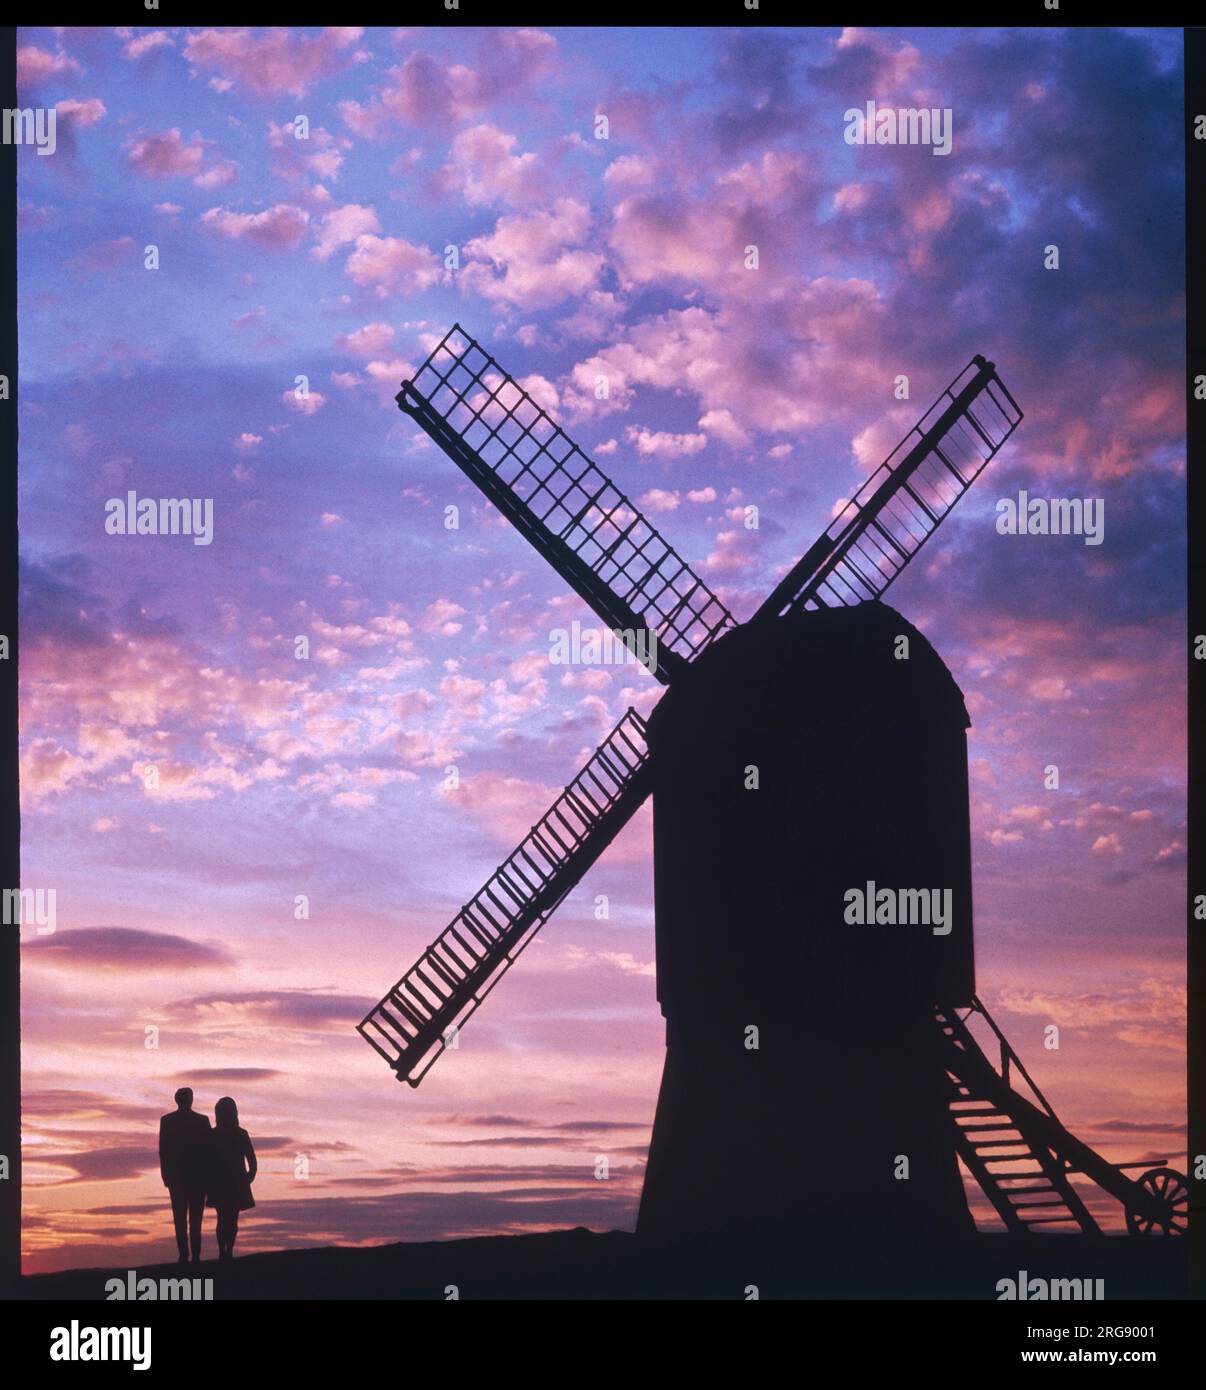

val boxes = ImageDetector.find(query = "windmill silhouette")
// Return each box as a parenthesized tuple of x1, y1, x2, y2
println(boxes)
(359, 324, 1187, 1248)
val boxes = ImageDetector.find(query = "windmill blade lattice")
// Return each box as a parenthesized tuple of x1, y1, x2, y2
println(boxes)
(359, 710, 651, 1085)
(397, 324, 736, 685)
(756, 356, 1023, 621)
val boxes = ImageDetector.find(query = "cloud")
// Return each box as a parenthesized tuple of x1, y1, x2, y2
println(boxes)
(1091, 833, 1123, 856)
(442, 124, 543, 208)
(17, 44, 81, 88)
(35, 1146, 160, 1184)
(344, 234, 441, 296)
(420, 598, 466, 636)
(282, 387, 327, 415)
(126, 128, 237, 188)
(183, 27, 366, 99)
(268, 120, 348, 184)
(338, 30, 556, 136)
(312, 203, 382, 261)
(24, 927, 234, 972)
(202, 204, 310, 249)
(168, 1068, 282, 1082)
(125, 128, 205, 178)
(56, 98, 106, 128)
(637, 488, 680, 513)
(448, 772, 560, 845)
(123, 30, 175, 60)
(336, 323, 396, 358)
(461, 200, 604, 309)
(994, 977, 1184, 1051)
(165, 988, 375, 1028)
(624, 426, 706, 459)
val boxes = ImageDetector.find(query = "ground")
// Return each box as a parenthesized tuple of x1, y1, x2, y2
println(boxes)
(18, 1229, 1189, 1301)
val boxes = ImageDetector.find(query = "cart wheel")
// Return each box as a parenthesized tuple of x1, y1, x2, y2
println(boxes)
(1125, 1167, 1188, 1235)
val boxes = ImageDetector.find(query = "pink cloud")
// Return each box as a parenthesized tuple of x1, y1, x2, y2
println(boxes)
(447, 771, 560, 845)
(194, 161, 239, 190)
(202, 204, 311, 249)
(624, 425, 706, 459)
(17, 44, 81, 88)
(344, 234, 441, 297)
(338, 31, 555, 137)
(561, 282, 889, 437)
(123, 31, 174, 60)
(697, 408, 749, 449)
(268, 121, 348, 185)
(336, 322, 396, 358)
(705, 529, 756, 576)
(183, 27, 366, 99)
(55, 98, 106, 128)
(637, 489, 680, 513)
(421, 599, 467, 637)
(603, 155, 655, 189)
(281, 387, 327, 416)
(443, 124, 543, 208)
(461, 199, 604, 309)
(126, 128, 205, 179)
(312, 203, 382, 261)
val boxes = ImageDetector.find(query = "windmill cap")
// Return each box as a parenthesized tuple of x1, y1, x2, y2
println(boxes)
(649, 600, 970, 744)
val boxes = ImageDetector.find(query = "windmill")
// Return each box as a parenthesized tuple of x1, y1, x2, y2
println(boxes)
(359, 324, 1187, 1246)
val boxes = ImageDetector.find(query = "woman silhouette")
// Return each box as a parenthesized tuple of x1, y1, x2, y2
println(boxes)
(207, 1096, 257, 1261)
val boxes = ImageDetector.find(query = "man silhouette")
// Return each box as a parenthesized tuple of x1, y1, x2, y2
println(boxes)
(158, 1087, 211, 1264)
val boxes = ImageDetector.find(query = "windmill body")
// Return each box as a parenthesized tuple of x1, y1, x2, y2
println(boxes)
(356, 325, 1187, 1249)
(638, 602, 975, 1245)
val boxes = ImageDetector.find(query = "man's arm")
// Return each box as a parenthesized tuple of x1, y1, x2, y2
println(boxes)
(158, 1117, 170, 1188)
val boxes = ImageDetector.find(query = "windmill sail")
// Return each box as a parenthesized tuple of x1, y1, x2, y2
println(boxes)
(359, 710, 651, 1085)
(755, 356, 1023, 621)
(397, 324, 736, 685)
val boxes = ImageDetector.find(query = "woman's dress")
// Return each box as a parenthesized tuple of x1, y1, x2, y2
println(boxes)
(207, 1125, 256, 1211)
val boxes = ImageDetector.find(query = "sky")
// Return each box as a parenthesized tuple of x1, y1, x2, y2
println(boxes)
(15, 24, 1186, 1273)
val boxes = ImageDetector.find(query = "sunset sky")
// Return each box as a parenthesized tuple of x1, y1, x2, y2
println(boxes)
(16, 24, 1185, 1272)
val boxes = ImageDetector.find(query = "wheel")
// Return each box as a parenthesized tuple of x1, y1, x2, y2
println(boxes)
(1125, 1167, 1188, 1235)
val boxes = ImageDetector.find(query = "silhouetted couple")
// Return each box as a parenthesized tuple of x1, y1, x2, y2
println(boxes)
(158, 1087, 257, 1264)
